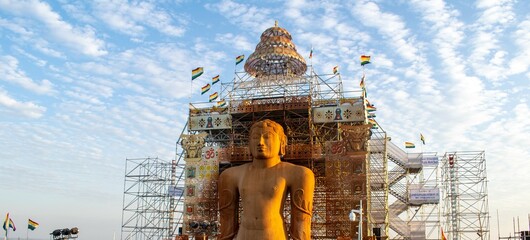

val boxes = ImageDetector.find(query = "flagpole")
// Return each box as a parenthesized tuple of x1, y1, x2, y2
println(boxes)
(420, 135, 423, 153)
(309, 45, 313, 67)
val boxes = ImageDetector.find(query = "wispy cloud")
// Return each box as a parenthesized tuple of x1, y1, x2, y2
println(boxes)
(508, 17, 530, 75)
(343, 1, 443, 146)
(407, 0, 505, 144)
(92, 0, 185, 37)
(205, 0, 273, 33)
(469, 0, 515, 82)
(215, 33, 254, 52)
(352, 0, 440, 99)
(0, 0, 107, 56)
(0, 88, 46, 118)
(475, 0, 516, 27)
(61, 42, 226, 99)
(0, 55, 54, 94)
(352, 1, 418, 62)
(283, 0, 317, 27)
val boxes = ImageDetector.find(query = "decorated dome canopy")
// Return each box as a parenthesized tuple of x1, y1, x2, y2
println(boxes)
(244, 21, 307, 77)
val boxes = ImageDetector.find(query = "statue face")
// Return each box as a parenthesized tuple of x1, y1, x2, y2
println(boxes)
(249, 126, 281, 160)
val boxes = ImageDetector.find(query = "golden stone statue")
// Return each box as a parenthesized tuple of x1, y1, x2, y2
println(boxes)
(218, 119, 315, 240)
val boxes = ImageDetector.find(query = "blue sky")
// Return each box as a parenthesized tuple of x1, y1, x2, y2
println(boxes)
(1, 0, 529, 239)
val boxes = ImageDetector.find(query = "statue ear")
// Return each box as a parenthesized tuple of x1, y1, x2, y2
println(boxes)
(279, 135, 287, 156)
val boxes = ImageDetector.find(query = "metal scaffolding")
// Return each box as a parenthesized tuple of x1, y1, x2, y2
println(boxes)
(407, 152, 442, 240)
(121, 157, 173, 240)
(441, 151, 490, 240)
(367, 127, 390, 239)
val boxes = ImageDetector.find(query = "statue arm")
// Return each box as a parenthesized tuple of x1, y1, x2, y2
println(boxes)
(218, 170, 239, 240)
(290, 167, 315, 240)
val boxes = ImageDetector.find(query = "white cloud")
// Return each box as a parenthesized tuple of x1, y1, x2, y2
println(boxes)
(352, 0, 440, 103)
(0, 0, 107, 56)
(205, 0, 273, 33)
(352, 1, 418, 62)
(215, 33, 254, 52)
(92, 0, 185, 37)
(407, 0, 503, 142)
(77, 61, 115, 76)
(0, 88, 46, 118)
(76, 79, 114, 98)
(0, 17, 33, 36)
(282, 0, 318, 27)
(0, 55, 54, 94)
(60, 2, 96, 24)
(13, 46, 47, 67)
(64, 88, 103, 105)
(508, 17, 530, 75)
(469, 0, 515, 81)
(475, 0, 516, 27)
(62, 43, 223, 99)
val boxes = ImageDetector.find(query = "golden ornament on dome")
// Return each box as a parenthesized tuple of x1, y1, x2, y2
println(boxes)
(244, 21, 307, 78)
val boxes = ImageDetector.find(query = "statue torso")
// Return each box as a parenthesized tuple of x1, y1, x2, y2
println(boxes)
(236, 163, 291, 240)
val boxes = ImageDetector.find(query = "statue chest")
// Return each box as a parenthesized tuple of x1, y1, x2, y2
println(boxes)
(239, 168, 288, 200)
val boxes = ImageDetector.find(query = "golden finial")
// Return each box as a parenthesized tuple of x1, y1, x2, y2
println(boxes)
(244, 21, 307, 78)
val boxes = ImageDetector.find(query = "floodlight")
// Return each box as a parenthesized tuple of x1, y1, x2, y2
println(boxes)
(189, 221, 199, 229)
(52, 230, 62, 236)
(210, 221, 219, 228)
(200, 220, 209, 229)
(61, 228, 71, 235)
(349, 210, 356, 222)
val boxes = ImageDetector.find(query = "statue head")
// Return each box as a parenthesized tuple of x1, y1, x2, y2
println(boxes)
(249, 119, 287, 158)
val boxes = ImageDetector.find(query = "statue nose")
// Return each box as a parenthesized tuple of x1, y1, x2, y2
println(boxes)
(258, 135, 266, 145)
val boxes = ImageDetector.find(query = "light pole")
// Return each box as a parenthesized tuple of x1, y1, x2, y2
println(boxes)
(349, 200, 363, 240)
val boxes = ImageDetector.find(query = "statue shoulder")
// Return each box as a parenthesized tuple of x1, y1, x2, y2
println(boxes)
(279, 162, 314, 178)
(219, 164, 248, 180)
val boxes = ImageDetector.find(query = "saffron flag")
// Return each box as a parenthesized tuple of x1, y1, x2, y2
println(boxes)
(209, 92, 218, 102)
(365, 99, 373, 107)
(3, 214, 16, 232)
(28, 219, 39, 231)
(441, 228, 447, 240)
(368, 118, 378, 129)
(4, 213, 9, 231)
(333, 66, 339, 74)
(366, 105, 377, 112)
(361, 55, 371, 66)
(405, 142, 415, 148)
(420, 133, 426, 145)
(360, 74, 365, 88)
(217, 99, 226, 108)
(212, 75, 220, 85)
(236, 55, 245, 65)
(191, 67, 204, 80)
(309, 47, 313, 59)
(201, 83, 211, 95)
(360, 74, 366, 97)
